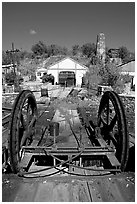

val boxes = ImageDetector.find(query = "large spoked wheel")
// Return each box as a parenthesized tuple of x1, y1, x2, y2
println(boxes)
(9, 90, 38, 173)
(98, 91, 129, 171)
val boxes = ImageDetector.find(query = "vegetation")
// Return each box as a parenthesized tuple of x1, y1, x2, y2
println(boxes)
(2, 41, 134, 93)
(5, 72, 22, 85)
(4, 72, 23, 92)
(18, 58, 38, 80)
(118, 46, 135, 64)
(99, 62, 120, 87)
(2, 41, 134, 66)
(41, 73, 54, 84)
(83, 60, 131, 94)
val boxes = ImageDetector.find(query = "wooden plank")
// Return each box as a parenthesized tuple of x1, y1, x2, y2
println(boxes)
(58, 87, 73, 99)
(94, 177, 125, 202)
(97, 138, 108, 148)
(14, 182, 38, 202)
(34, 182, 54, 202)
(19, 153, 33, 170)
(2, 129, 9, 147)
(72, 168, 92, 201)
(78, 180, 91, 202)
(87, 181, 103, 202)
(30, 140, 39, 146)
(106, 154, 120, 167)
(52, 183, 70, 202)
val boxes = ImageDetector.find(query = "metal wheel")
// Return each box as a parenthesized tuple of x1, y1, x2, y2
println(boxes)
(97, 91, 129, 171)
(9, 90, 38, 173)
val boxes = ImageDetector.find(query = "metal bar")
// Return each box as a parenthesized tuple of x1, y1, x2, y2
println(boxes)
(22, 146, 115, 156)
(106, 154, 120, 167)
(2, 93, 19, 96)
(2, 107, 12, 111)
(22, 146, 109, 150)
(19, 151, 115, 157)
(2, 113, 11, 121)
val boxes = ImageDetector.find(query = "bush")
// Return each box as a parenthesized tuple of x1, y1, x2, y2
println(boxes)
(41, 73, 54, 84)
(83, 65, 102, 90)
(99, 62, 120, 87)
(5, 72, 23, 85)
(112, 79, 125, 94)
(122, 74, 132, 84)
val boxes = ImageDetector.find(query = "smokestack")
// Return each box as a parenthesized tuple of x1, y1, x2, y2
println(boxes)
(96, 33, 106, 63)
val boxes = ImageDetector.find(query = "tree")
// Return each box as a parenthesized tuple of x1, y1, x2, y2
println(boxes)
(83, 64, 102, 90)
(47, 44, 68, 56)
(2, 51, 12, 65)
(81, 43, 96, 58)
(118, 46, 131, 63)
(129, 52, 135, 61)
(5, 71, 23, 85)
(31, 41, 48, 56)
(99, 62, 120, 87)
(72, 45, 81, 56)
(18, 58, 38, 80)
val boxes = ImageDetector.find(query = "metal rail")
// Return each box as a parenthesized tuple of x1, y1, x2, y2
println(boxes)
(22, 145, 115, 156)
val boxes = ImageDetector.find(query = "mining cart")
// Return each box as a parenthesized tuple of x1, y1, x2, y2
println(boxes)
(8, 89, 129, 176)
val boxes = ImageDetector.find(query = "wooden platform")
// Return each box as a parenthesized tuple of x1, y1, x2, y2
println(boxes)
(2, 172, 135, 202)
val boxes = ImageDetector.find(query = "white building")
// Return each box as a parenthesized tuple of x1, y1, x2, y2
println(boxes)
(118, 61, 135, 86)
(36, 56, 88, 86)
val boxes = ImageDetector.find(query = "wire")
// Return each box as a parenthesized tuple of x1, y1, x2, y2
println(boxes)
(19, 168, 65, 179)
(51, 154, 121, 173)
(54, 166, 112, 177)
(18, 147, 84, 177)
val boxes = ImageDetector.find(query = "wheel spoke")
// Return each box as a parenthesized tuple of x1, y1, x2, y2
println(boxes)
(106, 99, 109, 125)
(20, 114, 27, 129)
(20, 115, 36, 147)
(100, 115, 107, 126)
(98, 112, 107, 126)
(109, 132, 118, 146)
(108, 114, 117, 131)
(28, 115, 37, 129)
(20, 130, 28, 147)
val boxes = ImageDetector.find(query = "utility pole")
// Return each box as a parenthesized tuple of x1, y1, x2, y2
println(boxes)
(6, 43, 20, 91)
(6, 43, 20, 75)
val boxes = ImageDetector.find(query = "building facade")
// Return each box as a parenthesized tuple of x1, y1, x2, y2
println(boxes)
(36, 56, 88, 86)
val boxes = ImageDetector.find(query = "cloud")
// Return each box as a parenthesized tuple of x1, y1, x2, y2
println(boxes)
(29, 29, 37, 35)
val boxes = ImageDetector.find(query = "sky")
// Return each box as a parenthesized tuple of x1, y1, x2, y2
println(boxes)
(2, 2, 135, 53)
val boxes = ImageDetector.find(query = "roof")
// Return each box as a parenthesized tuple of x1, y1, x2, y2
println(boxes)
(44, 55, 89, 69)
(43, 55, 65, 68)
(36, 55, 90, 72)
(118, 61, 135, 73)
(36, 68, 47, 73)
